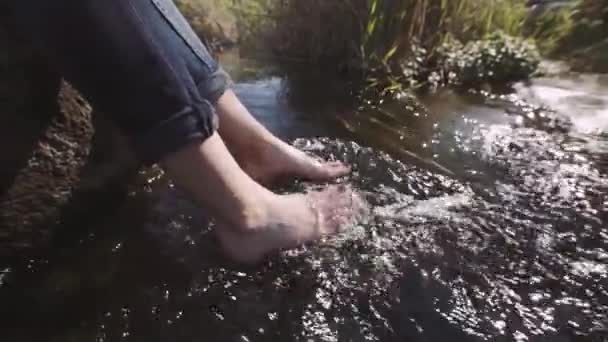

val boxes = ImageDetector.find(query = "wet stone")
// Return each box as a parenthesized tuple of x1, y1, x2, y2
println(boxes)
(1, 50, 607, 341)
(0, 23, 138, 261)
(17, 134, 599, 342)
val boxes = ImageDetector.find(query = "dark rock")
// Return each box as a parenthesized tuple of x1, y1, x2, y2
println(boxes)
(0, 17, 138, 261)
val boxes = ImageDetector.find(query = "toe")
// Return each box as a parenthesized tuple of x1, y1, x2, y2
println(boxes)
(306, 160, 351, 181)
(325, 161, 351, 177)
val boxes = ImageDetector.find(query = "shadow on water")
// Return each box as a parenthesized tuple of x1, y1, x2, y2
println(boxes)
(1, 50, 607, 341)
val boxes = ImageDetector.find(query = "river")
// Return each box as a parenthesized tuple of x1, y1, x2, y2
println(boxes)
(1, 52, 606, 342)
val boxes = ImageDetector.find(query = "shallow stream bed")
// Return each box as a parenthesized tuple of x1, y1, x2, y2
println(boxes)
(1, 54, 606, 342)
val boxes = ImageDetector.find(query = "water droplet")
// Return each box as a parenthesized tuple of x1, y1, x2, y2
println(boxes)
(112, 242, 123, 252)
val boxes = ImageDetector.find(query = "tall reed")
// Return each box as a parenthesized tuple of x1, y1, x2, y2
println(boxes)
(361, 0, 528, 64)
(258, 0, 529, 72)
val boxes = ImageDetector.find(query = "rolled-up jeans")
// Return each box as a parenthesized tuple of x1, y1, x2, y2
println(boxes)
(14, 0, 231, 164)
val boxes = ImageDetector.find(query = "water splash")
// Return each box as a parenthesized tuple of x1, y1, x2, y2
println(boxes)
(81, 132, 607, 342)
(2, 78, 607, 341)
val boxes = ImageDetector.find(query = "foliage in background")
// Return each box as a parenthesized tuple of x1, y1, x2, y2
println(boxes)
(246, 0, 539, 96)
(360, 0, 530, 63)
(176, 0, 237, 51)
(176, 0, 277, 54)
(432, 32, 540, 87)
(175, 0, 605, 98)
(555, 0, 608, 72)
(256, 0, 364, 69)
(228, 0, 275, 52)
(525, 3, 576, 55)
(563, 0, 608, 49)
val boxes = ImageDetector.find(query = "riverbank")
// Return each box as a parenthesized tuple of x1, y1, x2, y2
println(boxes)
(529, 0, 608, 73)
(2, 49, 606, 341)
(178, 0, 606, 98)
(1, 2, 606, 340)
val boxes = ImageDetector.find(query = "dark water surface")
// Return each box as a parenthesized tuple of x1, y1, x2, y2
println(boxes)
(1, 53, 607, 341)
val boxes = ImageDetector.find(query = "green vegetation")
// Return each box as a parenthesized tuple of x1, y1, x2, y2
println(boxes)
(431, 33, 540, 88)
(176, 0, 238, 51)
(175, 0, 274, 53)
(553, 0, 608, 72)
(525, 3, 575, 55)
(232, 0, 542, 96)
(177, 0, 606, 97)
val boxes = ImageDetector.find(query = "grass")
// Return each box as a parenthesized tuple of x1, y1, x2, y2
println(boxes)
(175, 0, 606, 99)
(360, 0, 529, 62)
(255, 0, 530, 66)
(243, 0, 540, 96)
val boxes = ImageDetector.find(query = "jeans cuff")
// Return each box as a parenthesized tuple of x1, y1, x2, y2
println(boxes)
(132, 100, 219, 165)
(197, 66, 233, 104)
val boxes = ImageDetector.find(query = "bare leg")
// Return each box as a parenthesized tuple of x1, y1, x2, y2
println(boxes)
(162, 132, 364, 264)
(216, 90, 350, 184)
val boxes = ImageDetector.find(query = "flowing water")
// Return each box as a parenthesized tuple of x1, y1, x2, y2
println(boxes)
(1, 54, 607, 342)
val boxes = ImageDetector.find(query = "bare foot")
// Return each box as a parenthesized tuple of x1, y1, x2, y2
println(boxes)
(233, 138, 351, 184)
(215, 185, 366, 264)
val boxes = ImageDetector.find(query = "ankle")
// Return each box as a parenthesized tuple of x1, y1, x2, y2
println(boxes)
(230, 191, 274, 233)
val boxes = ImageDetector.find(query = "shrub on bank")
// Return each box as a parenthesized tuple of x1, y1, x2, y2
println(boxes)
(433, 32, 540, 87)
(359, 32, 540, 98)
(175, 0, 236, 52)
(239, 0, 539, 97)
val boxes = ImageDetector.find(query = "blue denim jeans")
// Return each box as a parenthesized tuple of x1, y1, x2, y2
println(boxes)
(15, 0, 231, 164)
